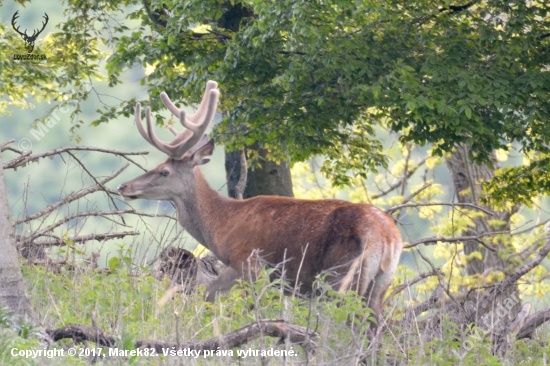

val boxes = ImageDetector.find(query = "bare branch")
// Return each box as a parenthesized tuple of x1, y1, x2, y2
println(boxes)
(405, 234, 497, 251)
(371, 156, 429, 200)
(416, 249, 462, 311)
(387, 201, 494, 216)
(22, 209, 136, 245)
(31, 231, 140, 246)
(22, 208, 178, 245)
(480, 225, 550, 311)
(125, 210, 178, 221)
(3, 150, 32, 169)
(0, 139, 16, 152)
(511, 218, 550, 236)
(66, 151, 125, 224)
(382, 269, 440, 308)
(517, 306, 550, 339)
(3, 146, 148, 170)
(13, 164, 129, 226)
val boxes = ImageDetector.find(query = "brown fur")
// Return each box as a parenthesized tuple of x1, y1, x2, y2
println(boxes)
(119, 82, 403, 328)
(121, 161, 402, 324)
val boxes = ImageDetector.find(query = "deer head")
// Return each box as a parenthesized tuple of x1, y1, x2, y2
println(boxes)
(118, 81, 219, 202)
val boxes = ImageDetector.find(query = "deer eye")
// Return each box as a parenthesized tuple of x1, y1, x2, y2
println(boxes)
(160, 170, 169, 177)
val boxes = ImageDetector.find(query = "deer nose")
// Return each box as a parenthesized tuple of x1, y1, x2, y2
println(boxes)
(117, 184, 127, 192)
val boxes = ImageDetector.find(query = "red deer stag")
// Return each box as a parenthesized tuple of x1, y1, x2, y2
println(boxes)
(118, 81, 402, 326)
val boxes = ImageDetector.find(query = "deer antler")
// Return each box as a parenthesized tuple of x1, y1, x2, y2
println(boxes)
(11, 11, 27, 38)
(135, 81, 219, 160)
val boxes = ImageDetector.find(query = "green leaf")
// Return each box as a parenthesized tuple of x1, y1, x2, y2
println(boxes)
(108, 257, 120, 272)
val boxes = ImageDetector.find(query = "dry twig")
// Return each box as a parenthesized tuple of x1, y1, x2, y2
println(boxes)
(382, 269, 440, 308)
(3, 145, 148, 170)
(405, 234, 497, 251)
(31, 231, 139, 246)
(13, 164, 129, 226)
(387, 201, 494, 215)
(480, 226, 550, 311)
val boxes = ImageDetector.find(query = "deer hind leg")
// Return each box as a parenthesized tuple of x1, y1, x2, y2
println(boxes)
(364, 264, 398, 340)
(339, 244, 397, 335)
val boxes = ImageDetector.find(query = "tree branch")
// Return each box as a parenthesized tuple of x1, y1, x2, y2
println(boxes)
(13, 164, 129, 226)
(517, 306, 550, 339)
(22, 208, 178, 246)
(417, 250, 462, 311)
(142, 0, 167, 28)
(439, 2, 476, 14)
(66, 151, 125, 224)
(0, 139, 17, 152)
(387, 201, 494, 215)
(30, 231, 140, 246)
(382, 269, 440, 308)
(371, 156, 429, 200)
(480, 227, 550, 311)
(405, 234, 497, 251)
(22, 210, 136, 245)
(46, 319, 318, 353)
(2, 150, 32, 169)
(3, 146, 148, 170)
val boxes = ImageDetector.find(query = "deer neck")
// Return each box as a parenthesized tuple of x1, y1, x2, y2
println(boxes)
(172, 168, 231, 260)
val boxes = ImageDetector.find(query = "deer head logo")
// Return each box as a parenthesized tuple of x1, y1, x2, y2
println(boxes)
(11, 11, 49, 54)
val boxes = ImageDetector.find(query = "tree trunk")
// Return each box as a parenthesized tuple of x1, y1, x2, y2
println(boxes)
(445, 144, 520, 318)
(0, 153, 36, 321)
(445, 144, 517, 275)
(225, 145, 294, 199)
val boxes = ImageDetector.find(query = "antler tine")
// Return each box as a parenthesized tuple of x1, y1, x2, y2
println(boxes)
(168, 126, 178, 136)
(144, 106, 178, 157)
(135, 101, 190, 158)
(173, 89, 219, 158)
(168, 110, 209, 156)
(135, 102, 153, 144)
(160, 80, 218, 124)
(135, 82, 219, 160)
(188, 80, 218, 123)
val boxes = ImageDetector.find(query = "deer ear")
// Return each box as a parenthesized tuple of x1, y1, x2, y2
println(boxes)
(191, 138, 215, 166)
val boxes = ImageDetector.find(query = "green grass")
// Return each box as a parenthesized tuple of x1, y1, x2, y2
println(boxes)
(0, 264, 547, 365)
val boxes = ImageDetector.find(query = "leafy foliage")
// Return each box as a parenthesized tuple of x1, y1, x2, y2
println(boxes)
(5, 0, 549, 200)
